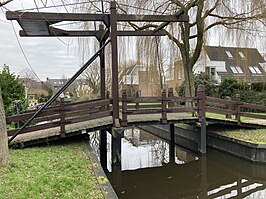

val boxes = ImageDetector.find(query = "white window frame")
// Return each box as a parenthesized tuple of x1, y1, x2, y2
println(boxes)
(249, 66, 257, 74)
(239, 51, 246, 59)
(230, 66, 238, 74)
(225, 51, 233, 58)
(253, 66, 262, 74)
(235, 66, 243, 74)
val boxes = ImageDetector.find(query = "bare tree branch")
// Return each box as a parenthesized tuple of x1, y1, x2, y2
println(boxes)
(0, 0, 13, 7)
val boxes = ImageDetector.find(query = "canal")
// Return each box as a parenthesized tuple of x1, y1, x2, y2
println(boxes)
(89, 127, 266, 199)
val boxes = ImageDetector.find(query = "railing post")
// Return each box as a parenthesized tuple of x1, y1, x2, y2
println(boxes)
(226, 96, 232, 119)
(135, 90, 139, 110)
(168, 87, 174, 108)
(197, 85, 206, 154)
(59, 97, 66, 138)
(235, 94, 241, 125)
(106, 91, 110, 111)
(121, 89, 128, 127)
(160, 89, 167, 124)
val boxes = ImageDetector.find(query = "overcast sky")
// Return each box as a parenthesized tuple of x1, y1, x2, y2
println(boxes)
(0, 1, 87, 81)
(0, 1, 265, 81)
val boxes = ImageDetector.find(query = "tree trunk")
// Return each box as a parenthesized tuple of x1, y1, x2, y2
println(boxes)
(0, 86, 9, 166)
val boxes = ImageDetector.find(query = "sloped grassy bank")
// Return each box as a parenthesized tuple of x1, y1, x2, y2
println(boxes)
(0, 141, 103, 199)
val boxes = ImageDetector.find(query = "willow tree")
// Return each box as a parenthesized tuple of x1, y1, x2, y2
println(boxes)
(116, 0, 266, 97)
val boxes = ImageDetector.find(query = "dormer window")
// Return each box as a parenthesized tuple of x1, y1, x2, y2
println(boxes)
(225, 50, 233, 58)
(230, 66, 243, 74)
(249, 66, 262, 74)
(239, 51, 246, 59)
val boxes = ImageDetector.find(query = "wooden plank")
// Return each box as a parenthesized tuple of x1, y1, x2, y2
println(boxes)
(6, 11, 188, 23)
(240, 112, 266, 120)
(206, 101, 228, 109)
(67, 111, 112, 124)
(6, 108, 59, 123)
(67, 99, 111, 111)
(206, 107, 236, 116)
(206, 96, 235, 105)
(168, 96, 198, 102)
(167, 107, 196, 113)
(126, 109, 162, 115)
(7, 122, 60, 136)
(127, 97, 161, 103)
(241, 103, 266, 111)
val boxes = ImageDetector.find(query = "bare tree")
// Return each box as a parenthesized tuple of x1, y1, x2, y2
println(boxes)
(0, 86, 9, 166)
(123, 0, 266, 97)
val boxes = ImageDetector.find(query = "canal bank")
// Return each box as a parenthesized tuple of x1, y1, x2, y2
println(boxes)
(139, 124, 266, 163)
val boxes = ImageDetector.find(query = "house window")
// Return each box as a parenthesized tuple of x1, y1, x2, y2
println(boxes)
(230, 66, 243, 74)
(239, 51, 246, 59)
(230, 66, 238, 74)
(249, 66, 262, 74)
(235, 66, 243, 73)
(225, 50, 233, 58)
(210, 68, 216, 76)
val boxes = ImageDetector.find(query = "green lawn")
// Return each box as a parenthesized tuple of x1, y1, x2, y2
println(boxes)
(206, 112, 266, 121)
(0, 142, 103, 199)
(217, 129, 266, 144)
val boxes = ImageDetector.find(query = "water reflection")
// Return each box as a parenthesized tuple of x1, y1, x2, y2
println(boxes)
(89, 126, 266, 199)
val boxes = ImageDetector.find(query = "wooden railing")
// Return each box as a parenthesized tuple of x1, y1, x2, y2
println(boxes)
(205, 94, 266, 124)
(120, 88, 199, 126)
(6, 97, 112, 137)
(6, 85, 266, 138)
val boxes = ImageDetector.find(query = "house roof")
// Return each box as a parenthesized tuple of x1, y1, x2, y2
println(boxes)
(204, 46, 265, 64)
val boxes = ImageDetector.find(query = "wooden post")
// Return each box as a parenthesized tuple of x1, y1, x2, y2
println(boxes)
(121, 89, 128, 127)
(100, 129, 107, 170)
(197, 85, 206, 154)
(135, 90, 139, 110)
(99, 24, 106, 111)
(111, 128, 124, 164)
(168, 87, 174, 108)
(226, 96, 232, 119)
(160, 89, 167, 124)
(106, 91, 110, 111)
(59, 97, 66, 137)
(110, 2, 119, 127)
(0, 86, 9, 166)
(169, 123, 175, 164)
(235, 94, 241, 125)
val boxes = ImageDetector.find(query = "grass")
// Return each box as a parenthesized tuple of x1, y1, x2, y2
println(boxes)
(206, 112, 266, 121)
(217, 128, 266, 144)
(0, 141, 103, 199)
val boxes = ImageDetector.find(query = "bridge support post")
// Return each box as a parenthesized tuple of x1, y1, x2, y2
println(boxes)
(110, 2, 120, 127)
(100, 129, 107, 170)
(169, 123, 175, 164)
(111, 127, 123, 192)
(200, 155, 207, 198)
(111, 128, 124, 165)
(197, 85, 206, 154)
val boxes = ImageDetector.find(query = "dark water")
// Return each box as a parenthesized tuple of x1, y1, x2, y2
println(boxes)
(90, 127, 266, 199)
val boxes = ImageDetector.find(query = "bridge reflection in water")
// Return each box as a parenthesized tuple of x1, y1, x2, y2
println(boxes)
(89, 127, 266, 199)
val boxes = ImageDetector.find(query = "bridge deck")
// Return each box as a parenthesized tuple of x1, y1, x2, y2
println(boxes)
(10, 113, 196, 147)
